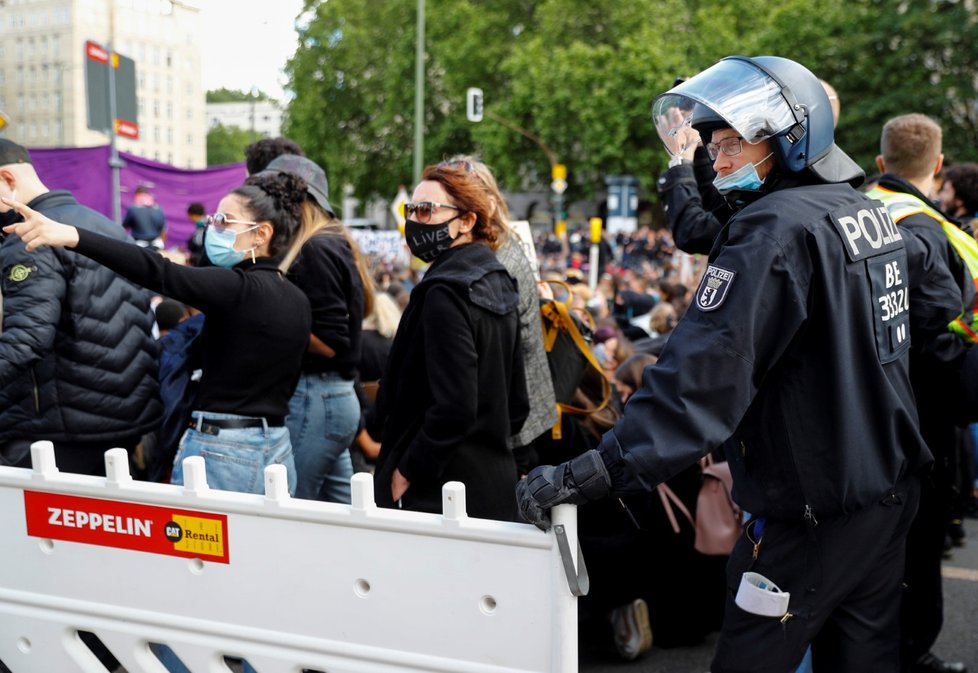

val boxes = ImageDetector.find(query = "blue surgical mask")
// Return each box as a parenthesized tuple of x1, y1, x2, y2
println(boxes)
(713, 153, 773, 194)
(204, 225, 258, 268)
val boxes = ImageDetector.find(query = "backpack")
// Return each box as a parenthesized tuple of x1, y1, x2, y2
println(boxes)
(147, 313, 205, 482)
(657, 456, 743, 556)
(539, 281, 611, 439)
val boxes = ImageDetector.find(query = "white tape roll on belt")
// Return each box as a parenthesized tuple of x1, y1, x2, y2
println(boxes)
(735, 571, 791, 617)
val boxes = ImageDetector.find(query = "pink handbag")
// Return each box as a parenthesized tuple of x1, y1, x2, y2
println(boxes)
(656, 457, 743, 556)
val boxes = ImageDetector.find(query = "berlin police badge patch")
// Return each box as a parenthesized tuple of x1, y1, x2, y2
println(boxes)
(696, 264, 736, 311)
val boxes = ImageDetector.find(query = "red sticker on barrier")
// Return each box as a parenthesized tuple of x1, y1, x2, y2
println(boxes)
(24, 491, 230, 564)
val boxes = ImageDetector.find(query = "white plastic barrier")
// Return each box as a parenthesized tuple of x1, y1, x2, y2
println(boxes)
(0, 442, 583, 673)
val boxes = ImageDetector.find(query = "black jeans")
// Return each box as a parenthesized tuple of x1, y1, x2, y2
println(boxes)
(900, 470, 953, 668)
(712, 477, 920, 673)
(0, 436, 140, 476)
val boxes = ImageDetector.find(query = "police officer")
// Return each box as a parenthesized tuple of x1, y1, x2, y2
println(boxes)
(517, 56, 931, 673)
(868, 114, 972, 673)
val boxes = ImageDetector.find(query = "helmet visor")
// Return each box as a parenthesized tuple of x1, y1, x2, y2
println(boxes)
(652, 58, 799, 157)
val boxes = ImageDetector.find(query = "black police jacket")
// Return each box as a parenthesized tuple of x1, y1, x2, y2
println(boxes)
(878, 174, 977, 471)
(597, 179, 931, 522)
(0, 190, 162, 444)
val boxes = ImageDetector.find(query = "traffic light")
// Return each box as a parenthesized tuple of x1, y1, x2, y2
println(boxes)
(466, 87, 484, 123)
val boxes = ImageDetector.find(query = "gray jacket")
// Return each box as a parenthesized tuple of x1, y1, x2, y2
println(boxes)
(496, 234, 557, 448)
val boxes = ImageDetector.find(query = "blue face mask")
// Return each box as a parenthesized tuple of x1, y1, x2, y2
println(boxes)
(713, 153, 773, 194)
(204, 225, 258, 268)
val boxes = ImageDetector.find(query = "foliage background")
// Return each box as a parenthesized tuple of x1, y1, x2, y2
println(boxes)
(281, 0, 978, 204)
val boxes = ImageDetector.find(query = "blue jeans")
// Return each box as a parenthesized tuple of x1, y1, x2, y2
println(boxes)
(150, 644, 257, 673)
(286, 372, 359, 503)
(171, 411, 296, 495)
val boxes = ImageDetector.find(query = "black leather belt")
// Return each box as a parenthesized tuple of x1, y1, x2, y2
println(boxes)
(190, 416, 285, 436)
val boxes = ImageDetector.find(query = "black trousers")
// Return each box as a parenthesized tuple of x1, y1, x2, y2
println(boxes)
(0, 436, 140, 476)
(712, 476, 919, 673)
(900, 470, 953, 668)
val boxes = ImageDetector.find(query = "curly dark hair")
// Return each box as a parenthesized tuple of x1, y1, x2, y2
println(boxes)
(235, 172, 307, 257)
(943, 163, 978, 217)
(244, 137, 305, 175)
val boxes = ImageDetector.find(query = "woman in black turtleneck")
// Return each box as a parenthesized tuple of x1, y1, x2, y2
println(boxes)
(2, 172, 310, 495)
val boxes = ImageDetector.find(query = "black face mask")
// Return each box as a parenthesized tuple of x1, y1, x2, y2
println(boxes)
(404, 216, 460, 263)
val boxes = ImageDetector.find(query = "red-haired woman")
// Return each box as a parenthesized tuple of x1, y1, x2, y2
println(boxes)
(371, 164, 528, 521)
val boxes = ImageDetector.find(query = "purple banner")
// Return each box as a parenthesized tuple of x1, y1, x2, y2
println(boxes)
(28, 146, 247, 248)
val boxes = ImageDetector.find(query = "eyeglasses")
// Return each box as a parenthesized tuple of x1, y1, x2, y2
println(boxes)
(706, 136, 745, 161)
(205, 212, 259, 233)
(404, 201, 463, 223)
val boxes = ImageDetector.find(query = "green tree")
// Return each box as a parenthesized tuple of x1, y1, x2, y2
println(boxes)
(206, 123, 261, 166)
(756, 0, 978, 171)
(206, 87, 273, 104)
(284, 0, 978, 201)
(285, 0, 533, 201)
(476, 0, 779, 197)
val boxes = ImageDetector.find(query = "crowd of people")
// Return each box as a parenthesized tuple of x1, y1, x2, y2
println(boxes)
(1, 52, 977, 673)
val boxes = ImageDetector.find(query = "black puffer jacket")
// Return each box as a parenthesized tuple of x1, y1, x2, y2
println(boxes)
(0, 190, 161, 443)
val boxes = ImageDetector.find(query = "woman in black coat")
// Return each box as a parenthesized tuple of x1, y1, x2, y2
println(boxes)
(371, 163, 528, 521)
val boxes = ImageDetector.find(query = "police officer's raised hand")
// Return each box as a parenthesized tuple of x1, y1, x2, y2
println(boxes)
(515, 449, 613, 531)
(675, 125, 702, 162)
(1, 196, 79, 251)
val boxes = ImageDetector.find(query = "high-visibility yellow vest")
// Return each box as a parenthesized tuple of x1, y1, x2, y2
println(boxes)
(867, 185, 978, 342)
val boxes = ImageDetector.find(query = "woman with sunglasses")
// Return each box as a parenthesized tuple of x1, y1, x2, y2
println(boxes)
(370, 163, 528, 521)
(1, 171, 311, 495)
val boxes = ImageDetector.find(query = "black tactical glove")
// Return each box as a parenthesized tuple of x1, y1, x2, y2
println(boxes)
(515, 449, 613, 530)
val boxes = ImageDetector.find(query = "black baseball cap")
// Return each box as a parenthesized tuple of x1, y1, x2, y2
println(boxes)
(261, 154, 334, 216)
(0, 139, 32, 167)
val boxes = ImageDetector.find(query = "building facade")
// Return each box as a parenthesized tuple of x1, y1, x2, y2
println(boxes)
(206, 100, 283, 139)
(0, 0, 206, 168)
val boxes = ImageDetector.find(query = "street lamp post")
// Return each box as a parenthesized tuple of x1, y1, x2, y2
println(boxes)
(106, 0, 123, 225)
(413, 0, 425, 185)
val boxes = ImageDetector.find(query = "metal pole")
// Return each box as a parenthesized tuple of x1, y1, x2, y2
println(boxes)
(412, 0, 425, 185)
(106, 1, 123, 224)
(588, 217, 602, 292)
